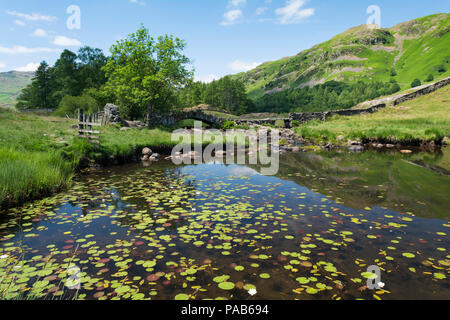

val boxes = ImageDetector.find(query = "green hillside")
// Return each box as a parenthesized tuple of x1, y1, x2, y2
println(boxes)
(234, 13, 450, 98)
(0, 71, 34, 108)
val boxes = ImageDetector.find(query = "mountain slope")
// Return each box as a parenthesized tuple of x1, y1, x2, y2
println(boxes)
(0, 71, 34, 108)
(234, 13, 450, 98)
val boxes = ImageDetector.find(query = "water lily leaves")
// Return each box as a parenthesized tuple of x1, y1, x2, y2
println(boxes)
(433, 273, 446, 280)
(235, 266, 244, 271)
(296, 277, 310, 284)
(175, 293, 190, 300)
(243, 284, 256, 291)
(218, 282, 235, 290)
(213, 275, 230, 283)
(402, 253, 415, 259)
(259, 273, 271, 279)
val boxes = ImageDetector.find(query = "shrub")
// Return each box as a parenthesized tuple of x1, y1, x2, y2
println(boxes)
(425, 74, 434, 82)
(54, 94, 100, 117)
(221, 120, 236, 130)
(411, 79, 421, 88)
(436, 64, 447, 73)
(291, 120, 301, 127)
(274, 119, 286, 128)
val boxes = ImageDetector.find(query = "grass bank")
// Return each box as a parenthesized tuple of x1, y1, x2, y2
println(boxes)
(294, 85, 450, 145)
(0, 110, 247, 209)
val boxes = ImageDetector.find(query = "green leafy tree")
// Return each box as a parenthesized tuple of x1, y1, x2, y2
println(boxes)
(411, 78, 421, 88)
(16, 61, 55, 110)
(52, 50, 80, 101)
(425, 74, 434, 82)
(103, 26, 193, 120)
(77, 46, 107, 90)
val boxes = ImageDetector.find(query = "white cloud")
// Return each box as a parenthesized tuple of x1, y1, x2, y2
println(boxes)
(221, 9, 243, 26)
(228, 60, 261, 72)
(256, 7, 268, 15)
(14, 19, 25, 26)
(229, 0, 246, 7)
(0, 62, 5, 69)
(14, 62, 40, 72)
(6, 10, 57, 22)
(0, 45, 60, 54)
(53, 36, 82, 47)
(275, 0, 315, 24)
(32, 28, 48, 37)
(195, 74, 219, 83)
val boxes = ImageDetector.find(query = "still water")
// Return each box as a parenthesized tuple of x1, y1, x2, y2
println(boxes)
(0, 150, 449, 300)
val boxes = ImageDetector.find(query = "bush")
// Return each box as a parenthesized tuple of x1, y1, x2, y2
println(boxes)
(411, 79, 421, 88)
(436, 64, 447, 73)
(291, 120, 301, 127)
(221, 120, 236, 130)
(274, 119, 286, 128)
(54, 94, 100, 117)
(425, 74, 434, 82)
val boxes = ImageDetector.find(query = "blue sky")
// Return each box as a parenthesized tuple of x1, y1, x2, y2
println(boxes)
(0, 0, 449, 81)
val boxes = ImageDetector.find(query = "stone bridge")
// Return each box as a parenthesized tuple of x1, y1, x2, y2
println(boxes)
(147, 108, 226, 127)
(146, 76, 450, 128)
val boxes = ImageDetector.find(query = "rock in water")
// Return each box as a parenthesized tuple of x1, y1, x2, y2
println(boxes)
(348, 145, 364, 153)
(142, 148, 153, 156)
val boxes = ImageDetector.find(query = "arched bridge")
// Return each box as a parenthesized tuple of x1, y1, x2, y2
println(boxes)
(147, 108, 227, 127)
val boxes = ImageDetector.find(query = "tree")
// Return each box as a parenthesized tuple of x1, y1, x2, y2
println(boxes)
(103, 25, 193, 120)
(52, 50, 79, 101)
(411, 78, 421, 88)
(16, 61, 54, 110)
(77, 46, 107, 90)
(425, 74, 434, 82)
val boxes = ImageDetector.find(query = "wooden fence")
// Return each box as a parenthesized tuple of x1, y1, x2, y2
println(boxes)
(78, 109, 102, 145)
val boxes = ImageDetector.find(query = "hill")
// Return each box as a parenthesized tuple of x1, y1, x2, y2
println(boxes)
(233, 13, 450, 99)
(0, 71, 34, 108)
(294, 83, 450, 145)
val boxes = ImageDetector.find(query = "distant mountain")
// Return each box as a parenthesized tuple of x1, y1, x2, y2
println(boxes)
(0, 71, 34, 108)
(233, 13, 450, 98)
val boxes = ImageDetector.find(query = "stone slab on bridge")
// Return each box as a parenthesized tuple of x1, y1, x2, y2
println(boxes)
(147, 108, 226, 127)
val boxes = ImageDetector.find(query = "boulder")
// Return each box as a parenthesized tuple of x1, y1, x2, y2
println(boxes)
(104, 103, 122, 124)
(141, 155, 149, 161)
(142, 148, 153, 156)
(151, 153, 160, 159)
(386, 144, 395, 148)
(400, 150, 412, 154)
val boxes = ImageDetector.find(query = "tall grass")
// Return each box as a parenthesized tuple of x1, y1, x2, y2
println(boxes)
(0, 148, 73, 209)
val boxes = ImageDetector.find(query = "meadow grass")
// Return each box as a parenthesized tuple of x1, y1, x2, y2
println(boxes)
(0, 109, 247, 208)
(295, 85, 450, 144)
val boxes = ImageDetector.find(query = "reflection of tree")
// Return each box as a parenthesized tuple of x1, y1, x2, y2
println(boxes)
(251, 151, 450, 219)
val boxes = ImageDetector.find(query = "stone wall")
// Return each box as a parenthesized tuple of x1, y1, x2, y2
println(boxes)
(290, 76, 450, 125)
(289, 103, 387, 124)
(391, 76, 450, 106)
(147, 109, 225, 127)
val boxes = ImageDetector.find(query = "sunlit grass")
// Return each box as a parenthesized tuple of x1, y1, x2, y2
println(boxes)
(295, 85, 450, 143)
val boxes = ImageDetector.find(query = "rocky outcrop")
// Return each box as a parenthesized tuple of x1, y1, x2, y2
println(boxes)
(104, 104, 122, 125)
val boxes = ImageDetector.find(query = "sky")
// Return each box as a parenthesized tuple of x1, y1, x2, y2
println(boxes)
(0, 0, 449, 82)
